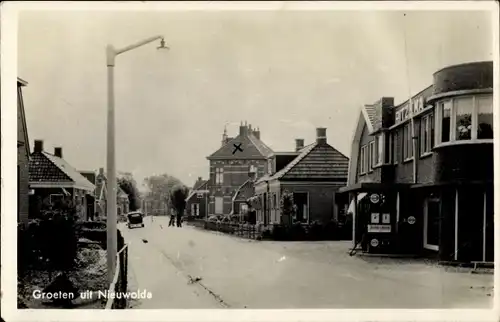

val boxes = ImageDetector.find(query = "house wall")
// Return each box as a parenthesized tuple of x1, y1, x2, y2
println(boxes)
(208, 159, 266, 215)
(358, 125, 382, 183)
(279, 183, 344, 224)
(186, 193, 208, 218)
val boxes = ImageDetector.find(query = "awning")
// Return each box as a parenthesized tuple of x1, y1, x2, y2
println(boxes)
(347, 192, 367, 214)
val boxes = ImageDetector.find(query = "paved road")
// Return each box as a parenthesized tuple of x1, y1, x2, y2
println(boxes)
(120, 216, 494, 309)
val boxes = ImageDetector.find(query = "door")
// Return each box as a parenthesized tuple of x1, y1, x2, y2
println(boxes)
(215, 197, 223, 215)
(424, 198, 440, 251)
(293, 192, 309, 223)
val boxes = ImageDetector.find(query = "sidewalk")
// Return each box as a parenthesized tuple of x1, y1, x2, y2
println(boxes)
(122, 221, 221, 309)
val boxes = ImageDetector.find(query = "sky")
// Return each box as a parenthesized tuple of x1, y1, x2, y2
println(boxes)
(17, 8, 493, 188)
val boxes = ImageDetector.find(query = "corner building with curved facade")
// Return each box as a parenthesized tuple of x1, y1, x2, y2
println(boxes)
(340, 61, 494, 264)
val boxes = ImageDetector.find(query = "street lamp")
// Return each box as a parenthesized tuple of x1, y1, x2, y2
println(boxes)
(106, 35, 168, 283)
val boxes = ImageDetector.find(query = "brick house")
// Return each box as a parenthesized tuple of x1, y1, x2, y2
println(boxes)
(339, 61, 494, 263)
(94, 168, 130, 220)
(185, 177, 209, 218)
(17, 78, 30, 225)
(206, 121, 273, 216)
(254, 128, 349, 226)
(28, 141, 95, 220)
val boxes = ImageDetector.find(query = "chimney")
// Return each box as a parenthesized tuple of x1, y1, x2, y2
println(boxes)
(239, 121, 248, 136)
(99, 167, 104, 176)
(295, 139, 305, 151)
(34, 140, 43, 153)
(54, 147, 63, 158)
(198, 176, 202, 182)
(253, 128, 261, 139)
(316, 128, 327, 145)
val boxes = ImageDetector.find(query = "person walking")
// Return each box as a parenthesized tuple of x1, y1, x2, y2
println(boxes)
(168, 210, 175, 227)
(176, 212, 182, 227)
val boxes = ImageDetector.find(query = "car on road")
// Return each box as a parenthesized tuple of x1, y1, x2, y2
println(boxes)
(127, 211, 145, 229)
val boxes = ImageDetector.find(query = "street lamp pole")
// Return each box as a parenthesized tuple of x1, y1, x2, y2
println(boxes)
(106, 35, 168, 284)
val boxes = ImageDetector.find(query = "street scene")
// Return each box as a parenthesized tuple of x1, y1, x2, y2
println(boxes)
(122, 216, 493, 309)
(8, 2, 495, 316)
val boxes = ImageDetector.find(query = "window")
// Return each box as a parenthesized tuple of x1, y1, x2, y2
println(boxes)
(377, 134, 384, 165)
(240, 203, 248, 214)
(455, 97, 473, 140)
(435, 94, 493, 144)
(420, 114, 434, 155)
(441, 101, 452, 143)
(272, 194, 277, 209)
(215, 168, 224, 184)
(49, 194, 64, 207)
(368, 141, 374, 171)
(359, 145, 369, 174)
(267, 159, 273, 174)
(477, 95, 493, 139)
(359, 146, 365, 174)
(403, 123, 413, 160)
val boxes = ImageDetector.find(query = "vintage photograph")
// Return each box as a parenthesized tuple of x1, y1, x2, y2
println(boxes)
(4, 1, 497, 317)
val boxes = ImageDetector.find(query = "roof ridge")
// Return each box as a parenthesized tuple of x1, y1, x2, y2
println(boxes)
(42, 151, 95, 191)
(36, 152, 73, 182)
(272, 142, 318, 180)
(247, 133, 273, 156)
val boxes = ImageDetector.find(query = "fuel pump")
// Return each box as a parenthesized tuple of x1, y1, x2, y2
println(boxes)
(360, 192, 395, 254)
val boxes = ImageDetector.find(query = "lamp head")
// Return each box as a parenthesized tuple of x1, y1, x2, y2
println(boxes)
(157, 38, 169, 50)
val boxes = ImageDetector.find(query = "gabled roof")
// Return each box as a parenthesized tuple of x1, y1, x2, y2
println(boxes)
(29, 151, 95, 191)
(232, 178, 253, 201)
(208, 132, 273, 160)
(185, 179, 208, 202)
(257, 141, 349, 183)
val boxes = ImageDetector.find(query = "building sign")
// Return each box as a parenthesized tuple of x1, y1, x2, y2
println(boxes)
(395, 96, 426, 124)
(371, 213, 380, 223)
(367, 224, 392, 233)
(407, 216, 416, 225)
(382, 213, 390, 224)
(370, 194, 380, 204)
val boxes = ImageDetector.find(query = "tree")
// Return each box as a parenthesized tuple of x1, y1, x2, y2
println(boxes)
(143, 174, 184, 215)
(169, 184, 189, 217)
(117, 172, 141, 211)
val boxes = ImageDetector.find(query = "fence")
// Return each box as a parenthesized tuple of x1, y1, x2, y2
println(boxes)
(194, 220, 262, 240)
(105, 244, 129, 309)
(188, 218, 352, 241)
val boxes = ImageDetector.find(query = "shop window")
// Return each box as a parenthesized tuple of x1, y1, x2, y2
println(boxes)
(441, 101, 452, 143)
(477, 95, 493, 139)
(455, 97, 473, 140)
(435, 94, 493, 145)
